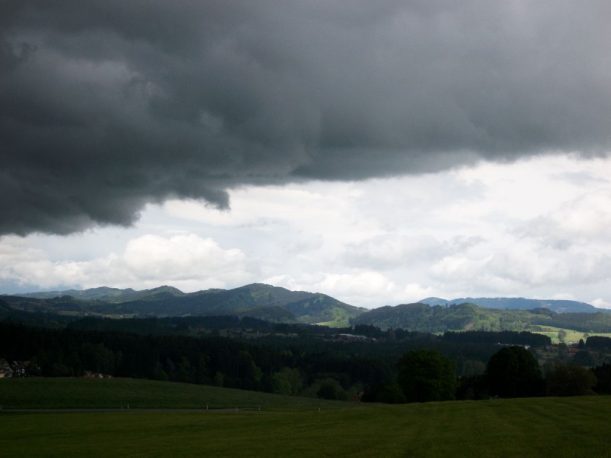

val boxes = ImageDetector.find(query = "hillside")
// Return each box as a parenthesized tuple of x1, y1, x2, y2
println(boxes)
(0, 377, 341, 410)
(354, 302, 611, 334)
(22, 285, 186, 303)
(1, 393, 610, 457)
(354, 303, 514, 332)
(6, 284, 611, 332)
(420, 296, 597, 313)
(2, 283, 364, 327)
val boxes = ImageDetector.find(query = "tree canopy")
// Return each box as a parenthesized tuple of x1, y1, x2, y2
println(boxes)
(397, 349, 456, 402)
(486, 346, 543, 398)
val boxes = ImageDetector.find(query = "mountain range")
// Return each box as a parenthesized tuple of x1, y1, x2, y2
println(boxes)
(419, 297, 597, 313)
(10, 283, 365, 327)
(3, 284, 611, 334)
(353, 302, 611, 334)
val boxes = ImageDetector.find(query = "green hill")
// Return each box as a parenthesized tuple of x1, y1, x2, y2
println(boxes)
(354, 302, 517, 332)
(421, 296, 597, 313)
(7, 285, 611, 332)
(354, 302, 611, 335)
(0, 377, 342, 410)
(0, 384, 609, 457)
(22, 286, 186, 303)
(3, 283, 365, 327)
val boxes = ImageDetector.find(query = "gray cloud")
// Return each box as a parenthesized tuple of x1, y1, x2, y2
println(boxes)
(2, 1, 611, 234)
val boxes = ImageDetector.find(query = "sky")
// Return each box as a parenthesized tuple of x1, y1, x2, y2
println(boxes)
(2, 1, 611, 308)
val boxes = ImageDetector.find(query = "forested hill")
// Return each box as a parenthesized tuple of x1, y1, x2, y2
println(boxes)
(22, 285, 186, 303)
(4, 283, 365, 327)
(420, 297, 597, 313)
(5, 284, 611, 332)
(354, 302, 611, 334)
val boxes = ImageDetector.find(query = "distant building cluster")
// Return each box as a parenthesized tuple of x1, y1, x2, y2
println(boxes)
(331, 333, 376, 343)
(82, 371, 113, 379)
(0, 359, 31, 378)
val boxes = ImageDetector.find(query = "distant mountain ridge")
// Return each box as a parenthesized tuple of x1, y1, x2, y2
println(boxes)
(354, 302, 611, 334)
(22, 285, 185, 303)
(6, 285, 610, 333)
(419, 297, 597, 313)
(9, 283, 365, 327)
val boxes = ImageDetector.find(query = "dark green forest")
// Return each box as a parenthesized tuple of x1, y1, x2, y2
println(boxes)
(3, 285, 611, 404)
(2, 317, 610, 403)
(6, 284, 611, 334)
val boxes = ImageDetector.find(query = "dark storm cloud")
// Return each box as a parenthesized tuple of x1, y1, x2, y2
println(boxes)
(2, 0, 611, 234)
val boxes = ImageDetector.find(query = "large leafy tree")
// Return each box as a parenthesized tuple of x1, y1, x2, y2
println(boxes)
(486, 346, 543, 398)
(545, 364, 596, 396)
(397, 350, 456, 402)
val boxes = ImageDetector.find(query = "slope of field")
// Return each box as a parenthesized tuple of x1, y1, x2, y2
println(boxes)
(421, 296, 597, 313)
(530, 325, 611, 344)
(355, 302, 611, 335)
(0, 378, 341, 410)
(1, 395, 609, 457)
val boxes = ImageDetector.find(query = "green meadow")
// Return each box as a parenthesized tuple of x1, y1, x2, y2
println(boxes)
(0, 377, 340, 410)
(1, 378, 611, 457)
(530, 325, 611, 344)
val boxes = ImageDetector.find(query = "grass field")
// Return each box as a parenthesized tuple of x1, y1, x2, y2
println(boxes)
(0, 377, 341, 410)
(1, 378, 610, 457)
(529, 325, 611, 344)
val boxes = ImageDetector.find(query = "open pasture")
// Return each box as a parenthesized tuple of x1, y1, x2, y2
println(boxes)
(1, 379, 610, 457)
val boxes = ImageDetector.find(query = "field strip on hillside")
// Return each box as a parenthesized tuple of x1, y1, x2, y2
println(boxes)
(1, 397, 610, 457)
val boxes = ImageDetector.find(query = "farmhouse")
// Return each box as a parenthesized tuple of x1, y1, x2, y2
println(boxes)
(0, 359, 13, 378)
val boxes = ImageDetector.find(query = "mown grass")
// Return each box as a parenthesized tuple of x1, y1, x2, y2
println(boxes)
(0, 377, 341, 410)
(530, 325, 611, 344)
(1, 378, 610, 457)
(2, 396, 611, 457)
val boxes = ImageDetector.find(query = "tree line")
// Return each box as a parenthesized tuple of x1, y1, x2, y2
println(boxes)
(1, 320, 608, 403)
(384, 346, 611, 403)
(0, 322, 390, 399)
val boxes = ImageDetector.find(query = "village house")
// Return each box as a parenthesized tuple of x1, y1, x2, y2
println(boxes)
(0, 359, 13, 379)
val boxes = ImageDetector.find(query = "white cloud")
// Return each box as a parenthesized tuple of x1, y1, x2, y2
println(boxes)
(264, 272, 433, 307)
(0, 233, 249, 292)
(520, 190, 611, 247)
(123, 234, 246, 282)
(402, 283, 435, 303)
(343, 234, 442, 269)
(262, 271, 398, 306)
(163, 184, 377, 245)
(592, 298, 611, 310)
(3, 154, 611, 309)
(316, 271, 397, 299)
(0, 238, 91, 288)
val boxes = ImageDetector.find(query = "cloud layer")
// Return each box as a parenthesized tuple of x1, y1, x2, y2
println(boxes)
(0, 233, 250, 291)
(2, 154, 611, 307)
(2, 1, 611, 234)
